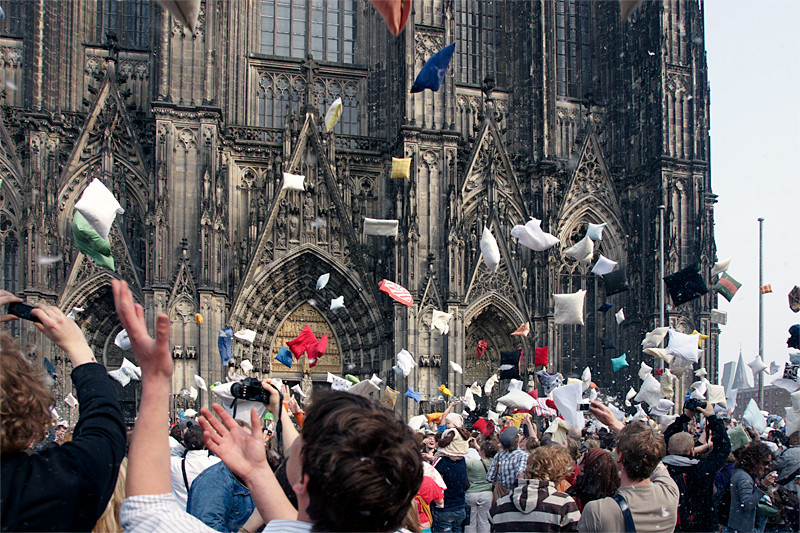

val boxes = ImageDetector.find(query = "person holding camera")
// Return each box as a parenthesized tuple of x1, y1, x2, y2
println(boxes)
(662, 399, 732, 531)
(0, 289, 127, 531)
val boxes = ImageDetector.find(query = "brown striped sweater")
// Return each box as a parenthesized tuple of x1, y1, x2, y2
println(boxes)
(489, 478, 581, 532)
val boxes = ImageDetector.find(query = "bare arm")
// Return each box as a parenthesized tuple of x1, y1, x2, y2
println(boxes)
(112, 279, 174, 497)
(199, 404, 298, 522)
(589, 401, 624, 434)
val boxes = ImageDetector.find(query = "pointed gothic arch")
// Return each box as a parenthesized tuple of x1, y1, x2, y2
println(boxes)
(230, 245, 385, 376)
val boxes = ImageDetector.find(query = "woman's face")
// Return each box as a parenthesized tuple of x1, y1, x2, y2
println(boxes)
(422, 435, 435, 448)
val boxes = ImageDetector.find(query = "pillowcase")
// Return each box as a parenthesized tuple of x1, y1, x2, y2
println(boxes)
(666, 329, 701, 363)
(72, 212, 115, 270)
(430, 310, 453, 335)
(534, 346, 549, 366)
(586, 222, 607, 241)
(710, 309, 727, 325)
(634, 375, 664, 408)
(499, 350, 522, 380)
(497, 389, 536, 411)
(713, 272, 742, 302)
(480, 227, 501, 272)
(391, 157, 412, 178)
(363, 218, 399, 237)
(611, 353, 628, 372)
(591, 255, 617, 276)
(603, 267, 630, 296)
(380, 386, 400, 410)
(748, 356, 768, 376)
(282, 172, 306, 191)
(554, 290, 586, 325)
(664, 263, 709, 306)
(75, 178, 124, 240)
(643, 347, 674, 364)
(642, 326, 669, 348)
(639, 361, 653, 381)
(615, 309, 625, 325)
(564, 235, 594, 263)
(510, 217, 560, 251)
(711, 257, 732, 276)
(324, 97, 343, 132)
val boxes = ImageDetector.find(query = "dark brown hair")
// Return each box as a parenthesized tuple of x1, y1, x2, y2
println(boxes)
(736, 441, 772, 476)
(301, 391, 423, 532)
(615, 422, 666, 481)
(0, 333, 54, 453)
(568, 448, 620, 508)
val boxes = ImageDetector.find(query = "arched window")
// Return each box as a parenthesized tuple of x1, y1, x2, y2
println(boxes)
(455, 0, 499, 86)
(257, 75, 296, 128)
(555, 0, 593, 99)
(261, 0, 356, 63)
(95, 0, 151, 49)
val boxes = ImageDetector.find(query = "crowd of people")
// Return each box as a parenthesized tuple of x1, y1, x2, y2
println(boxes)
(1, 282, 799, 532)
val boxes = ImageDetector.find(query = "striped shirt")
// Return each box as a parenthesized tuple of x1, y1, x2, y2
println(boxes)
(485, 449, 530, 489)
(490, 479, 580, 532)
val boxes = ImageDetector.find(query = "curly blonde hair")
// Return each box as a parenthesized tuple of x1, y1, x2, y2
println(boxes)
(525, 444, 574, 485)
(0, 333, 54, 453)
(92, 457, 127, 533)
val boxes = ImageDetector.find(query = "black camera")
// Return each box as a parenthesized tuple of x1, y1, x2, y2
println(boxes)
(684, 398, 707, 412)
(230, 377, 270, 403)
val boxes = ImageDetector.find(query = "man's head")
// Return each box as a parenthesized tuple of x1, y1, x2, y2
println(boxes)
(668, 431, 695, 456)
(499, 426, 518, 450)
(736, 441, 773, 477)
(0, 333, 54, 453)
(183, 424, 206, 451)
(615, 421, 666, 482)
(288, 391, 423, 532)
(789, 431, 800, 446)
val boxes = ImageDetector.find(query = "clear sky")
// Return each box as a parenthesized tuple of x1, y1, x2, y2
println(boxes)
(704, 0, 800, 389)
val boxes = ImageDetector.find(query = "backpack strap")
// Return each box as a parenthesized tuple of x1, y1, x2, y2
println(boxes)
(181, 455, 190, 491)
(613, 494, 637, 533)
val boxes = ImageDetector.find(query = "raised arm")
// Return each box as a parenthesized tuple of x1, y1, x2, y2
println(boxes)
(199, 404, 298, 523)
(112, 279, 173, 497)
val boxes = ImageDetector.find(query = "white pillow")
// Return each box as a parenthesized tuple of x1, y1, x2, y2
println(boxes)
(552, 381, 584, 428)
(660, 370, 675, 398)
(194, 375, 208, 391)
(666, 329, 701, 363)
(347, 379, 380, 398)
(282, 172, 306, 191)
(638, 361, 652, 381)
(742, 398, 767, 434)
(363, 218, 399, 237)
(497, 389, 535, 410)
(234, 329, 256, 343)
(510, 217, 560, 251)
(75, 178, 124, 240)
(748, 356, 768, 376)
(508, 378, 524, 392)
(480, 227, 501, 272)
(792, 390, 800, 412)
(430, 310, 453, 335)
(484, 374, 499, 395)
(470, 381, 483, 397)
(642, 327, 669, 348)
(586, 222, 607, 241)
(115, 329, 131, 351)
(330, 296, 345, 310)
(393, 349, 417, 377)
(650, 399, 675, 417)
(615, 308, 625, 325)
(591, 255, 617, 276)
(710, 309, 727, 325)
(695, 368, 708, 378)
(316, 273, 330, 290)
(643, 347, 674, 364)
(581, 367, 592, 392)
(669, 356, 694, 377)
(564, 235, 594, 263)
(554, 290, 586, 325)
(449, 360, 463, 374)
(634, 375, 664, 408)
(625, 387, 637, 407)
(711, 257, 732, 276)
(707, 384, 727, 407)
(408, 415, 427, 431)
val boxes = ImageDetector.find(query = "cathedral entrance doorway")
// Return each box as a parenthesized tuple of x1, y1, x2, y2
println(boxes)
(270, 302, 341, 398)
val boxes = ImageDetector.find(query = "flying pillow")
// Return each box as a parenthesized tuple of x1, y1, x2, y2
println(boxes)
(664, 263, 709, 306)
(554, 290, 586, 325)
(282, 172, 306, 191)
(642, 326, 669, 348)
(713, 272, 741, 302)
(591, 255, 617, 276)
(666, 329, 701, 363)
(603, 267, 630, 296)
(497, 389, 536, 411)
(363, 218, 399, 237)
(510, 218, 560, 251)
(391, 157, 412, 179)
(586, 222, 607, 241)
(480, 227, 501, 272)
(75, 178, 124, 240)
(564, 235, 594, 263)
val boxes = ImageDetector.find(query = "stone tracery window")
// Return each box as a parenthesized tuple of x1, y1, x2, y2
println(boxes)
(95, 0, 151, 49)
(455, 0, 499, 85)
(555, 0, 593, 99)
(0, 0, 25, 38)
(260, 0, 356, 63)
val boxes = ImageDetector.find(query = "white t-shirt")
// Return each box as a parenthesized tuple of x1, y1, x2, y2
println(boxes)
(169, 450, 221, 509)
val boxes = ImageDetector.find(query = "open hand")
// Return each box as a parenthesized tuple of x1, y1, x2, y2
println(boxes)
(199, 404, 269, 483)
(112, 280, 171, 379)
(590, 401, 624, 433)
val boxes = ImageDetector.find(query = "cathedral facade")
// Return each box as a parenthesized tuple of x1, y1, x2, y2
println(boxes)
(0, 0, 717, 423)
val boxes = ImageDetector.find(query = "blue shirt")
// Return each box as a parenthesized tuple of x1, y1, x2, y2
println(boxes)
(187, 462, 254, 533)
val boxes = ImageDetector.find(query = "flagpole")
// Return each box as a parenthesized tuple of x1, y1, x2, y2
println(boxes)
(758, 217, 764, 406)
(657, 205, 666, 370)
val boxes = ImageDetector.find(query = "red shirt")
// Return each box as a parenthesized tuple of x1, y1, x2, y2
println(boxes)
(416, 475, 444, 526)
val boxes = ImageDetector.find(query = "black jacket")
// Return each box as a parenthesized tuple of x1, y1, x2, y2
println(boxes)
(663, 413, 732, 532)
(1, 363, 127, 531)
